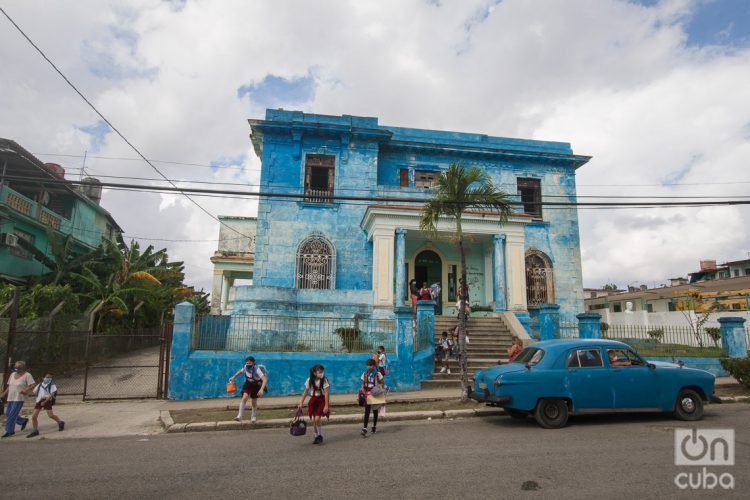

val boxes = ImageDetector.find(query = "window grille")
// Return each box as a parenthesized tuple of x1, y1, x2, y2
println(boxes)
(295, 234, 335, 289)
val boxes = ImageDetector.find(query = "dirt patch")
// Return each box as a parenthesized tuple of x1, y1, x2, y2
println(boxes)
(715, 384, 750, 398)
(170, 400, 482, 424)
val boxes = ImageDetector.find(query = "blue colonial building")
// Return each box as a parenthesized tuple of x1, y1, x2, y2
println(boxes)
(234, 109, 589, 325)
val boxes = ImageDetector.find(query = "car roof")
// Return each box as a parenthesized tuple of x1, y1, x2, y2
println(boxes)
(526, 339, 631, 353)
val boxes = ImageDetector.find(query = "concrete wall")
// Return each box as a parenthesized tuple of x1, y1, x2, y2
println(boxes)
(169, 302, 435, 399)
(600, 309, 750, 328)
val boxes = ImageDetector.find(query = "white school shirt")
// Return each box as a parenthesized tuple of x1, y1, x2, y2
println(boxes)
(304, 377, 330, 397)
(6, 372, 35, 402)
(377, 352, 387, 368)
(361, 370, 383, 390)
(242, 364, 264, 382)
(33, 381, 58, 403)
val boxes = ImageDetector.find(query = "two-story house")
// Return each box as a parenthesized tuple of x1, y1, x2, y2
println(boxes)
(231, 110, 590, 326)
(0, 139, 122, 283)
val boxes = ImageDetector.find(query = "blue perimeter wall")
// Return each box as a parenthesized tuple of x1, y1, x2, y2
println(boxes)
(169, 302, 435, 400)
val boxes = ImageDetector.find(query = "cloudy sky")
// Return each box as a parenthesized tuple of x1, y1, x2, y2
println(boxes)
(1, 0, 749, 294)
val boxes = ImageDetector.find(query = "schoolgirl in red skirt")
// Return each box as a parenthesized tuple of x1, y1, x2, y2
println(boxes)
(296, 364, 329, 444)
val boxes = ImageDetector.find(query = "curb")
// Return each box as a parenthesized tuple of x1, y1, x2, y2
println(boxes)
(714, 395, 750, 404)
(161, 407, 505, 433)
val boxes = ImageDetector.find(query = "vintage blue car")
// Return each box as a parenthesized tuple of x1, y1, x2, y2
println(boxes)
(470, 339, 715, 429)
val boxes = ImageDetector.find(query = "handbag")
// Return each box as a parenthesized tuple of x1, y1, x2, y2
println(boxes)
(226, 381, 237, 393)
(290, 408, 307, 436)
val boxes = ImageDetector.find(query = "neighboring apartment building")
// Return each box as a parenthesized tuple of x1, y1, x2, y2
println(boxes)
(232, 109, 591, 323)
(0, 139, 121, 283)
(585, 259, 750, 315)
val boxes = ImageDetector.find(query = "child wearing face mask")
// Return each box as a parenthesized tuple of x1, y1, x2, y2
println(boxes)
(297, 364, 330, 444)
(229, 356, 267, 423)
(360, 358, 385, 437)
(26, 373, 64, 438)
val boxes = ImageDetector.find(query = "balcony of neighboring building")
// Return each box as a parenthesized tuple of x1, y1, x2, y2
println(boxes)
(0, 182, 104, 247)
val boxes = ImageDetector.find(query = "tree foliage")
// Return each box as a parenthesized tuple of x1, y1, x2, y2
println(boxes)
(419, 163, 512, 400)
(2, 235, 209, 333)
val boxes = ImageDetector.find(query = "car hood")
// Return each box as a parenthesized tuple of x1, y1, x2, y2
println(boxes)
(649, 360, 682, 369)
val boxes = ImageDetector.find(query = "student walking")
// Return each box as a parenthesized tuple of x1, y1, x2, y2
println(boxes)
(229, 356, 267, 423)
(1, 361, 35, 438)
(297, 364, 330, 444)
(360, 358, 385, 437)
(26, 373, 64, 438)
(437, 331, 455, 374)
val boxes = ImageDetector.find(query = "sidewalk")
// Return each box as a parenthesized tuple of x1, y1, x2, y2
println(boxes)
(2, 377, 744, 441)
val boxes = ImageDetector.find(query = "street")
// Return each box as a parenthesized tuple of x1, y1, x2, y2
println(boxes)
(1, 404, 748, 499)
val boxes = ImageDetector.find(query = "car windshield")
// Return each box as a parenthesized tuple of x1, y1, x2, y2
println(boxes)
(513, 347, 544, 365)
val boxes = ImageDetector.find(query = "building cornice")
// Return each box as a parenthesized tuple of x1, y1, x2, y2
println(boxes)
(360, 205, 529, 240)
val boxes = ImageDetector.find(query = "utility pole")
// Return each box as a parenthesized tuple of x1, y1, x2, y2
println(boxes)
(2, 286, 20, 390)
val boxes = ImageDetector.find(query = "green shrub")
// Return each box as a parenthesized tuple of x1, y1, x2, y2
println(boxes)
(720, 358, 750, 388)
(600, 322, 610, 332)
(647, 328, 664, 343)
(705, 327, 721, 347)
(335, 327, 362, 353)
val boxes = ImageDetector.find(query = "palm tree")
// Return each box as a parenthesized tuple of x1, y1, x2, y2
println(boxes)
(419, 163, 512, 400)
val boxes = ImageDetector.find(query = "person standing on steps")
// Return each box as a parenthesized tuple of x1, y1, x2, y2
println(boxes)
(360, 358, 385, 437)
(26, 372, 64, 438)
(297, 364, 330, 444)
(0, 361, 35, 438)
(228, 356, 267, 423)
(409, 279, 419, 309)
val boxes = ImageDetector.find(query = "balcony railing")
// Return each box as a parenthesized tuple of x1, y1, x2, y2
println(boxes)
(0, 184, 101, 243)
(303, 188, 334, 203)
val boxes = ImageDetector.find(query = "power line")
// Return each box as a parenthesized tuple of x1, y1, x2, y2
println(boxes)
(5, 174, 750, 209)
(0, 5, 252, 240)
(34, 152, 249, 171)
(33, 152, 750, 188)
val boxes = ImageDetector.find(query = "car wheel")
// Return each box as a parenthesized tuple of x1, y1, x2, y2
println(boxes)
(506, 409, 527, 419)
(674, 389, 704, 421)
(534, 398, 569, 429)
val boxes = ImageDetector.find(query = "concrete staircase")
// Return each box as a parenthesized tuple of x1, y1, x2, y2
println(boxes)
(421, 315, 514, 389)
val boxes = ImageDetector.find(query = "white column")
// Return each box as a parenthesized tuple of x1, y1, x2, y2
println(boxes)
(221, 275, 231, 314)
(211, 270, 223, 314)
(506, 235, 528, 311)
(372, 230, 395, 308)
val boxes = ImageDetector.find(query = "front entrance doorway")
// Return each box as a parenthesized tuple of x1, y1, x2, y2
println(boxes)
(414, 250, 442, 314)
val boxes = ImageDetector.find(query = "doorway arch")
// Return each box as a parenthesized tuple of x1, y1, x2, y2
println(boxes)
(415, 250, 442, 314)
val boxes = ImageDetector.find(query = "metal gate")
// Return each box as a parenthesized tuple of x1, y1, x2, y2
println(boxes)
(82, 324, 172, 401)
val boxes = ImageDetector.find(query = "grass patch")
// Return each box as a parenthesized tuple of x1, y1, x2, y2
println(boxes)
(635, 344, 723, 358)
(170, 400, 480, 424)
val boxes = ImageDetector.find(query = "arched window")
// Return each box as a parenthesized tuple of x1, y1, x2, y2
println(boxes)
(295, 234, 336, 289)
(525, 249, 554, 306)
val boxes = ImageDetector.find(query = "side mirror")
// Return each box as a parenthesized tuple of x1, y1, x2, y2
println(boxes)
(646, 363, 656, 370)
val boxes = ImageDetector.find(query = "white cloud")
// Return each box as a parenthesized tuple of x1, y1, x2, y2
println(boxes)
(1, 0, 748, 295)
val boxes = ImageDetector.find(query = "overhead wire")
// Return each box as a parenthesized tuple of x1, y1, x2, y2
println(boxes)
(0, 5, 252, 240)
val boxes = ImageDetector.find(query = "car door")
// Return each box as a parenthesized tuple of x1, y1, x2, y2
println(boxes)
(566, 348, 613, 411)
(607, 348, 660, 409)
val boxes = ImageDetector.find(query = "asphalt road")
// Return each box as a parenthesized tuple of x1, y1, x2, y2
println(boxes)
(1, 404, 748, 499)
